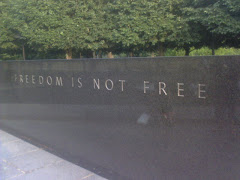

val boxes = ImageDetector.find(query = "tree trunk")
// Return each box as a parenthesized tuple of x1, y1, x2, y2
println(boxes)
(211, 35, 215, 56)
(80, 52, 82, 59)
(158, 42, 164, 56)
(211, 48, 215, 56)
(66, 48, 72, 59)
(98, 50, 102, 58)
(107, 52, 114, 58)
(22, 44, 26, 60)
(184, 47, 190, 56)
(93, 51, 96, 58)
(129, 52, 133, 57)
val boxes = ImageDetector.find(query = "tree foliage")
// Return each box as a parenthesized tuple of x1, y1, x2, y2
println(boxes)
(0, 0, 239, 60)
(184, 0, 240, 52)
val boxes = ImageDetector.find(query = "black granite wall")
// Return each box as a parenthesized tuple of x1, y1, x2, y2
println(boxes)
(0, 56, 239, 180)
(0, 56, 239, 121)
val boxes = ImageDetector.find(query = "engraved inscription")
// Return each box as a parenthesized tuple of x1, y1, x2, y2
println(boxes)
(14, 74, 207, 99)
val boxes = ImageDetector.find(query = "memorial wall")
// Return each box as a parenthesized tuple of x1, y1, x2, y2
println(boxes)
(0, 56, 239, 179)
(0, 56, 239, 120)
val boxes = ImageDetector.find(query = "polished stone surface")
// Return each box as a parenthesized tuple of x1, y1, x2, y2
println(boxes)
(0, 56, 239, 179)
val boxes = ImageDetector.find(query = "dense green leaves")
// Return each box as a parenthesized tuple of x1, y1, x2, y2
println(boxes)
(0, 0, 239, 59)
(184, 0, 240, 51)
(17, 0, 108, 58)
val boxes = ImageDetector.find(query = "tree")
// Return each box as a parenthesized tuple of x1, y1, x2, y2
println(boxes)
(11, 0, 107, 59)
(1, 0, 239, 59)
(184, 0, 240, 55)
(106, 0, 200, 56)
(0, 0, 26, 60)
